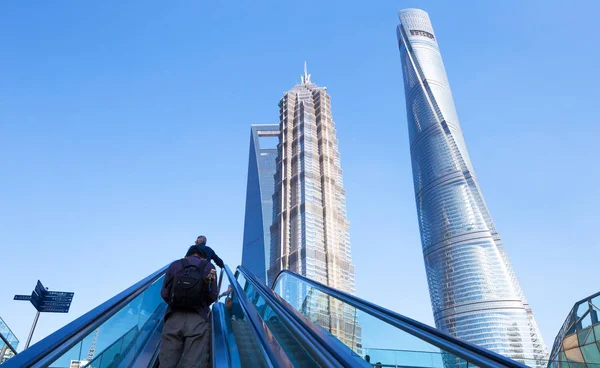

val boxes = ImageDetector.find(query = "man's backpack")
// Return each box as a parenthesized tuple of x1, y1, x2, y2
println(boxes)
(169, 259, 212, 309)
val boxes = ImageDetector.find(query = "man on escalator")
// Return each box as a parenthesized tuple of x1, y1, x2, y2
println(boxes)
(194, 235, 224, 269)
(159, 245, 218, 368)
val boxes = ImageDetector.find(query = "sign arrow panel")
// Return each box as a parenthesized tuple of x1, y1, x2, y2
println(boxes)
(42, 295, 73, 303)
(46, 291, 74, 298)
(38, 307, 70, 313)
(40, 301, 72, 308)
(35, 280, 47, 297)
(14, 295, 31, 301)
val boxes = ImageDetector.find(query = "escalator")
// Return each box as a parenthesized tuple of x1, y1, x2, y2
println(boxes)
(3, 262, 529, 368)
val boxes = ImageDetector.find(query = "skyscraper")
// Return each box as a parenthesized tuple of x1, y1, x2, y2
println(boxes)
(396, 9, 548, 366)
(241, 125, 280, 284)
(268, 65, 359, 350)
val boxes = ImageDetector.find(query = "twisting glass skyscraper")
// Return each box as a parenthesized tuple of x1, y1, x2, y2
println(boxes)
(242, 125, 280, 284)
(396, 9, 547, 366)
(268, 65, 359, 350)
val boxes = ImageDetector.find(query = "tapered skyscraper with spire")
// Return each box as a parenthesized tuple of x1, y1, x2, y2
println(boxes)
(396, 9, 547, 366)
(268, 65, 359, 351)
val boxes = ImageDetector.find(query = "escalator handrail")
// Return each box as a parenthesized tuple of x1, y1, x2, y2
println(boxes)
(238, 266, 369, 368)
(211, 302, 236, 368)
(3, 264, 168, 368)
(222, 265, 294, 368)
(272, 270, 528, 368)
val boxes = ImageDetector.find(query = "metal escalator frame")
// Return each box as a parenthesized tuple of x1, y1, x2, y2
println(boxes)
(221, 265, 294, 368)
(3, 265, 168, 368)
(271, 270, 529, 368)
(237, 266, 369, 368)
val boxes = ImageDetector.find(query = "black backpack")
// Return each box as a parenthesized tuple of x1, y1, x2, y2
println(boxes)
(169, 259, 211, 309)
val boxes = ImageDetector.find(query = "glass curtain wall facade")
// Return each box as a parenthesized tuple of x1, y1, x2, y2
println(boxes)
(396, 8, 548, 367)
(241, 125, 280, 284)
(267, 66, 359, 350)
(549, 291, 600, 367)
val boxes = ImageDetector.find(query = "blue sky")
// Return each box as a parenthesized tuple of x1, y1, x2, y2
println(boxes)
(1, 0, 599, 352)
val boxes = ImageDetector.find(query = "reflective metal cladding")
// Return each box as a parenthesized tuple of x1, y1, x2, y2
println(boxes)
(396, 8, 548, 366)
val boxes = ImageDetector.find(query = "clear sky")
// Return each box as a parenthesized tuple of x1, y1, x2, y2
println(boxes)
(1, 0, 599, 353)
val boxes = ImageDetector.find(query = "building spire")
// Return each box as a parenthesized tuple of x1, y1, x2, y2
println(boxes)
(301, 61, 311, 84)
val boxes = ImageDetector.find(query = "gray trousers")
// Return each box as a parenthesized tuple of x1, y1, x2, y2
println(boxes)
(159, 310, 210, 368)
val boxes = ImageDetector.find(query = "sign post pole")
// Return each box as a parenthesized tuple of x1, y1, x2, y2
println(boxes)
(24, 311, 41, 349)
(15, 280, 74, 350)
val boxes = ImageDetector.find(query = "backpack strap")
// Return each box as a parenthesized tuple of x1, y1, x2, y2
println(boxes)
(181, 258, 202, 270)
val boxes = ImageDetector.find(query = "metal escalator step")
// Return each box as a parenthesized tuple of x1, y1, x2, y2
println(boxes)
(231, 319, 268, 368)
(266, 319, 316, 368)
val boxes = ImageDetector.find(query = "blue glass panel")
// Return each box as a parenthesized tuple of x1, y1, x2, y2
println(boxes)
(48, 276, 166, 367)
(579, 328, 592, 345)
(273, 272, 495, 368)
(577, 303, 589, 321)
(581, 342, 600, 364)
(594, 324, 600, 342)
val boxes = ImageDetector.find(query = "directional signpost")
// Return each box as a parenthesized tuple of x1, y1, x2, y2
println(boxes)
(14, 280, 74, 349)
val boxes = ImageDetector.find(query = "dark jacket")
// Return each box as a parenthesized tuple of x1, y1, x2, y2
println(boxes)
(160, 255, 218, 321)
(195, 244, 224, 268)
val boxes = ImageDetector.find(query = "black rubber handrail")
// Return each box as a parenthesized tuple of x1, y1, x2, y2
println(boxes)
(272, 270, 529, 368)
(3, 265, 168, 368)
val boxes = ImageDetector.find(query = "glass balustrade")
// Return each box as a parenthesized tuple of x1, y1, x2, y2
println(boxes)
(272, 272, 497, 368)
(48, 275, 166, 368)
(235, 272, 323, 368)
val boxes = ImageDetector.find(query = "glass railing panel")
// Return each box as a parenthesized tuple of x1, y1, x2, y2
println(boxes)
(48, 275, 166, 367)
(273, 272, 486, 368)
(0, 339, 16, 364)
(217, 280, 270, 368)
(363, 348, 445, 367)
(236, 272, 321, 367)
(0, 317, 19, 351)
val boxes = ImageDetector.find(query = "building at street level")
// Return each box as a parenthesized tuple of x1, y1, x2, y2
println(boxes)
(241, 125, 280, 284)
(267, 65, 359, 351)
(396, 9, 547, 366)
(548, 291, 600, 367)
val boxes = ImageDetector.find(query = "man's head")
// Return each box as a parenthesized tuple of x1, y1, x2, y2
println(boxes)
(195, 235, 207, 246)
(186, 245, 207, 259)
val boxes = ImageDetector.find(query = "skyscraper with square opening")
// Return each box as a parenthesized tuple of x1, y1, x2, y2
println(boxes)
(396, 8, 547, 366)
(241, 124, 280, 284)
